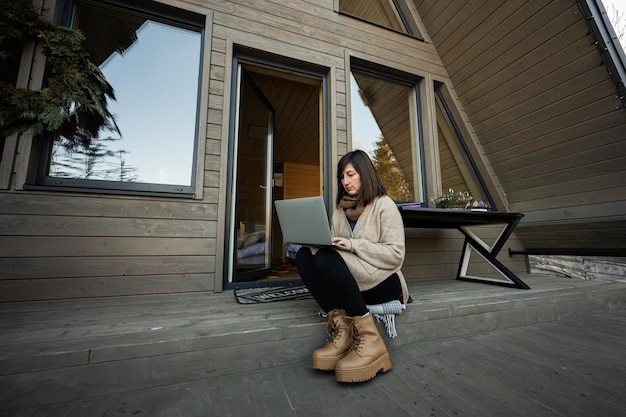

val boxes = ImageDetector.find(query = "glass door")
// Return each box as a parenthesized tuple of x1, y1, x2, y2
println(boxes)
(231, 67, 275, 281)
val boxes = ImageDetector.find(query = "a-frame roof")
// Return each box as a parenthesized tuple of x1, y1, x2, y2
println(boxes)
(414, 0, 626, 251)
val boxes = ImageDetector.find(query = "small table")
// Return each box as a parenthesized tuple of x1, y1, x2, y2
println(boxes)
(398, 206, 529, 289)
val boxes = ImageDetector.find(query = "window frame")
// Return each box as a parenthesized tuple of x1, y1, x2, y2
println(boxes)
(349, 57, 426, 203)
(27, 0, 206, 199)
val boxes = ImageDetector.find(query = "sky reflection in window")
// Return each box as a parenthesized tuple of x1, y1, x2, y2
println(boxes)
(49, 20, 201, 186)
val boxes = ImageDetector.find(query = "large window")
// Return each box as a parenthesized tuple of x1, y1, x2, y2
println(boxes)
(350, 61, 424, 202)
(35, 0, 204, 197)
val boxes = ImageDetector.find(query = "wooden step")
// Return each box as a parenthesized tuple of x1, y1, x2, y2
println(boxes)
(1, 275, 626, 413)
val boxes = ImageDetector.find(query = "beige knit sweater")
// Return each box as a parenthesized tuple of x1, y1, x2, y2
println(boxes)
(331, 195, 409, 304)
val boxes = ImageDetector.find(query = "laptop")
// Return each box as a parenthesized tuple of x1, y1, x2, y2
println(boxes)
(274, 196, 350, 251)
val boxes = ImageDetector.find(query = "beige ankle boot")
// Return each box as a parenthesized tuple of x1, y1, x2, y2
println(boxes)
(335, 313, 392, 382)
(312, 309, 353, 370)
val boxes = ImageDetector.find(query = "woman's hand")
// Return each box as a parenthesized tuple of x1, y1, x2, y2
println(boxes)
(332, 237, 352, 251)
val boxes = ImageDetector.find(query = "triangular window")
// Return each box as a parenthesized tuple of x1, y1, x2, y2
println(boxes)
(338, 0, 423, 39)
(434, 83, 494, 209)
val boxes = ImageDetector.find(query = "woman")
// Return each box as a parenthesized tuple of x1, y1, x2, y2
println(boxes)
(296, 150, 409, 383)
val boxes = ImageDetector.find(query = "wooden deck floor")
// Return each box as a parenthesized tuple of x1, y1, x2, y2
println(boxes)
(4, 309, 623, 417)
(1, 274, 626, 416)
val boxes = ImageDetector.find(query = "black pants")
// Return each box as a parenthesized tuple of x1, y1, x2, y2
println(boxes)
(296, 246, 402, 316)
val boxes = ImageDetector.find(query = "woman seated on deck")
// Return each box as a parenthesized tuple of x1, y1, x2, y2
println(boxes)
(296, 150, 409, 383)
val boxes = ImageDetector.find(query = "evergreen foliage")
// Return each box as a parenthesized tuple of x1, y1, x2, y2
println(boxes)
(372, 137, 413, 202)
(0, 0, 118, 145)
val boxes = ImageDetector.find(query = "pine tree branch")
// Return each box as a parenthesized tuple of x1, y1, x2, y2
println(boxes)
(0, 0, 118, 145)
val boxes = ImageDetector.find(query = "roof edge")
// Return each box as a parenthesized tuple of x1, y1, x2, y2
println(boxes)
(580, 0, 626, 107)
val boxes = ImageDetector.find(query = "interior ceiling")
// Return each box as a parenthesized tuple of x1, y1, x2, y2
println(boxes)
(247, 69, 320, 167)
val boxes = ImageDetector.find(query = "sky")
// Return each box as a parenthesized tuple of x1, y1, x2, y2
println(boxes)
(603, 0, 626, 50)
(604, 0, 626, 15)
(100, 21, 201, 185)
(350, 73, 380, 156)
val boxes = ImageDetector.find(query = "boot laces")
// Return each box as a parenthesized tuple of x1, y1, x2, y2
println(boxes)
(349, 323, 365, 353)
(325, 312, 344, 344)
(325, 319, 337, 338)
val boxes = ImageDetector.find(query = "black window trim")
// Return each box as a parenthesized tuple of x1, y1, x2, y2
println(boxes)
(349, 57, 427, 203)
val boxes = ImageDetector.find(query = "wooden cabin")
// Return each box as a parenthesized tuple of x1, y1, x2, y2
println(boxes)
(1, 0, 625, 301)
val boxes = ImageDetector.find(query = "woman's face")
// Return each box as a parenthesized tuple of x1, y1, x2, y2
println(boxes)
(341, 163, 361, 196)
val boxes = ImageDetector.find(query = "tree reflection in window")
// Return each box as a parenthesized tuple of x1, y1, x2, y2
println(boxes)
(50, 137, 138, 182)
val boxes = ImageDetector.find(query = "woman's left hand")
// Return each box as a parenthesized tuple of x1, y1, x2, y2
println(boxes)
(332, 237, 352, 251)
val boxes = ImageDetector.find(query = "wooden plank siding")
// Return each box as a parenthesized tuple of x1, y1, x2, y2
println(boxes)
(2, 0, 582, 301)
(0, 192, 217, 300)
(197, 0, 524, 284)
(415, 0, 626, 250)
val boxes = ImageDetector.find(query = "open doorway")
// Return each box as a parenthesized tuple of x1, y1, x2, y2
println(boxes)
(226, 58, 325, 287)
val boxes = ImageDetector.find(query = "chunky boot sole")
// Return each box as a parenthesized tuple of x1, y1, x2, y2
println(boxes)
(335, 352, 392, 383)
(312, 352, 348, 371)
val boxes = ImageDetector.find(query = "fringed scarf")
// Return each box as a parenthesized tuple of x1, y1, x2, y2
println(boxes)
(367, 300, 406, 338)
(339, 194, 365, 222)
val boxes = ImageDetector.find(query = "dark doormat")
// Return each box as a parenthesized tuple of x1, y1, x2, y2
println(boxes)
(234, 285, 312, 304)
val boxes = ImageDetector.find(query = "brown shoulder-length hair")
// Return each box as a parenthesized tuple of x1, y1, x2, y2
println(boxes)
(336, 150, 387, 207)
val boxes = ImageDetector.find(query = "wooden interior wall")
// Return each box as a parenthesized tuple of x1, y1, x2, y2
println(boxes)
(414, 0, 626, 249)
(283, 162, 320, 200)
(0, 0, 530, 301)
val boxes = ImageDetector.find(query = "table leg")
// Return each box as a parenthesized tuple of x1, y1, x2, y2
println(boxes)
(456, 222, 530, 289)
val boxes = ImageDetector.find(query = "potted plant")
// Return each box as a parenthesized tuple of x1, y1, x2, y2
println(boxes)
(430, 188, 473, 209)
